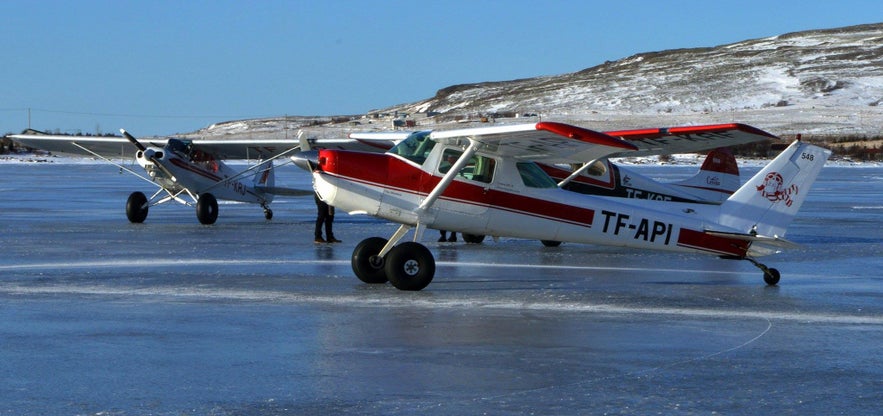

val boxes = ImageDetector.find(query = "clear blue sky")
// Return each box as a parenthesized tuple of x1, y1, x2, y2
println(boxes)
(2, 0, 880, 136)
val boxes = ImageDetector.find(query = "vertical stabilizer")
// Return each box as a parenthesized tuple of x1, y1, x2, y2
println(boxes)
(673, 147, 741, 202)
(253, 160, 276, 202)
(720, 141, 830, 237)
(253, 160, 275, 187)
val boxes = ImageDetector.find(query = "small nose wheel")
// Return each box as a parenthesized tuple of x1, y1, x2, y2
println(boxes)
(762, 268, 781, 286)
(744, 257, 780, 286)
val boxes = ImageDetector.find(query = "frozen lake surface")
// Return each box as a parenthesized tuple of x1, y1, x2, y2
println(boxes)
(1, 161, 881, 415)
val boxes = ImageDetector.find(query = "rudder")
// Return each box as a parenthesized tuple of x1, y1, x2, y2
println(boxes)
(719, 141, 830, 238)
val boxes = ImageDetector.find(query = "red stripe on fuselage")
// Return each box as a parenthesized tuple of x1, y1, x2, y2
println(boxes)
(169, 157, 223, 182)
(319, 149, 595, 228)
(676, 228, 749, 256)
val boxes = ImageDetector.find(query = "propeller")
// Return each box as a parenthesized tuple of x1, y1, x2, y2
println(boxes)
(120, 129, 147, 152)
(120, 128, 176, 182)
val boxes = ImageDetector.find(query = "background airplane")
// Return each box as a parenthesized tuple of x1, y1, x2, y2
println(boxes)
(295, 122, 829, 291)
(9, 129, 396, 224)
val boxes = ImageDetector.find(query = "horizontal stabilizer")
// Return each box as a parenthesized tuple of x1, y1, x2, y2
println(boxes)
(255, 186, 315, 197)
(704, 230, 800, 249)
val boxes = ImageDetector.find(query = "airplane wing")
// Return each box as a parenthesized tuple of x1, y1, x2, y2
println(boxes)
(9, 134, 168, 158)
(11, 131, 401, 160)
(190, 135, 400, 159)
(604, 123, 779, 156)
(430, 122, 639, 164)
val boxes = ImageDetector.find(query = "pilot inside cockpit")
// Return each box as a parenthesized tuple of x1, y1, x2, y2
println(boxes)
(166, 138, 192, 158)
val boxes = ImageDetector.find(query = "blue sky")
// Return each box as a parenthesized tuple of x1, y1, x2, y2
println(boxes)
(2, 0, 880, 136)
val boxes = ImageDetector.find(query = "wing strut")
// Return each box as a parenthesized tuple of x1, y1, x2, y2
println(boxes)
(373, 139, 480, 261)
(197, 145, 303, 195)
(556, 157, 603, 188)
(417, 139, 479, 212)
(70, 142, 158, 187)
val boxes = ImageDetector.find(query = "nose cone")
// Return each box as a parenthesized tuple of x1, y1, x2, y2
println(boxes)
(292, 150, 319, 172)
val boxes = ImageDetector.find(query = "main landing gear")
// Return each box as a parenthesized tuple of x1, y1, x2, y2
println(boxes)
(126, 191, 149, 223)
(196, 193, 219, 225)
(352, 227, 436, 291)
(125, 191, 222, 225)
(723, 255, 781, 286)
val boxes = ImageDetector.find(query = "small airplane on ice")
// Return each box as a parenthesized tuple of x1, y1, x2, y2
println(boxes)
(295, 122, 830, 291)
(9, 129, 390, 224)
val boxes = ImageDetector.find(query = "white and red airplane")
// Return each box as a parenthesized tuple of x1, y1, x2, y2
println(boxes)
(295, 122, 830, 290)
(9, 129, 401, 224)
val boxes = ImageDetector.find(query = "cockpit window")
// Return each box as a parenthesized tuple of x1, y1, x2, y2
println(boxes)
(388, 131, 435, 165)
(167, 138, 191, 157)
(438, 148, 496, 184)
(517, 162, 558, 188)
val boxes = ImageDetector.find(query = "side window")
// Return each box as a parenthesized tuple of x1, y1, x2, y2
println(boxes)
(517, 162, 557, 188)
(438, 149, 496, 184)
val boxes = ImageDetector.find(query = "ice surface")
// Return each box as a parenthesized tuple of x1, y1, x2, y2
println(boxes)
(0, 163, 881, 415)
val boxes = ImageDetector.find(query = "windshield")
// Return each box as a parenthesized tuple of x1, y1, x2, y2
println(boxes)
(388, 131, 435, 165)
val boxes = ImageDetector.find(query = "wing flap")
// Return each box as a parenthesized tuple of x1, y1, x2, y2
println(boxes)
(605, 123, 779, 156)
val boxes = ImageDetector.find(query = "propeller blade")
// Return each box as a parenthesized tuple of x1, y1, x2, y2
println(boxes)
(120, 129, 147, 152)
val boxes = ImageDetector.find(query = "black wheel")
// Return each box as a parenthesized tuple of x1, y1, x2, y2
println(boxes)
(352, 237, 389, 284)
(385, 242, 435, 291)
(264, 208, 273, 220)
(462, 233, 485, 244)
(196, 193, 218, 225)
(541, 240, 562, 247)
(126, 191, 149, 223)
(763, 268, 781, 286)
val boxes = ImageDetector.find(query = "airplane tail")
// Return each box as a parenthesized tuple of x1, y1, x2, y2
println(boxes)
(252, 160, 276, 201)
(719, 140, 830, 238)
(673, 147, 741, 203)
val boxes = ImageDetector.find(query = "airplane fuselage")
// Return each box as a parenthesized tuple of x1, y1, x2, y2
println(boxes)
(312, 149, 751, 257)
(137, 146, 270, 205)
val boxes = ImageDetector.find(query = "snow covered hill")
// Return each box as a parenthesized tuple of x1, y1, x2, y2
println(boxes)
(192, 23, 882, 140)
(382, 23, 883, 138)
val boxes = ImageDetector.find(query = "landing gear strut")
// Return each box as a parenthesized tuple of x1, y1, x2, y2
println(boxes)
(745, 257, 781, 286)
(351, 226, 436, 291)
(722, 255, 781, 286)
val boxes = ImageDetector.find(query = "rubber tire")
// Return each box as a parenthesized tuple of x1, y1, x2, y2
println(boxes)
(196, 193, 219, 225)
(264, 209, 273, 220)
(385, 242, 435, 291)
(763, 268, 781, 286)
(541, 240, 562, 247)
(352, 237, 389, 284)
(126, 191, 149, 223)
(462, 233, 486, 244)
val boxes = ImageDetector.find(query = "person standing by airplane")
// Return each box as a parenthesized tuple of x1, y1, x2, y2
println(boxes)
(438, 230, 456, 242)
(314, 191, 340, 243)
